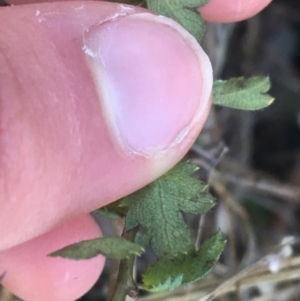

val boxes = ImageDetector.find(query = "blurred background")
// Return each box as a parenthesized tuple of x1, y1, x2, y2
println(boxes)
(2, 0, 300, 300)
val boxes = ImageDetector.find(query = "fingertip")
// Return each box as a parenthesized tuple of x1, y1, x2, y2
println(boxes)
(0, 215, 105, 301)
(84, 12, 212, 158)
(200, 0, 272, 23)
(0, 3, 212, 250)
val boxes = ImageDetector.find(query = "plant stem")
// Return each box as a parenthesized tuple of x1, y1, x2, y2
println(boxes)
(107, 230, 138, 301)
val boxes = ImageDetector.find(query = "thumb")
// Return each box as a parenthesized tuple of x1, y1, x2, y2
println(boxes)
(0, 2, 212, 301)
(0, 1, 212, 251)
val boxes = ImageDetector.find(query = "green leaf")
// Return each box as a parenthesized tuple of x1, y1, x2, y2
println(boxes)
(124, 161, 215, 258)
(146, 275, 184, 293)
(49, 236, 144, 260)
(146, 0, 209, 41)
(213, 76, 274, 110)
(94, 207, 122, 220)
(93, 198, 130, 220)
(142, 231, 226, 292)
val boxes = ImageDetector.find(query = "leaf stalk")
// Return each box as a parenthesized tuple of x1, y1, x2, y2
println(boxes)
(107, 230, 138, 301)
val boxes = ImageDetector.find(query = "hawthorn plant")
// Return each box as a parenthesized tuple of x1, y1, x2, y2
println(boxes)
(50, 1, 274, 301)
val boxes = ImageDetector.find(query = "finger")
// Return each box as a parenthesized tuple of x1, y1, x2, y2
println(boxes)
(0, 2, 212, 251)
(5, 0, 272, 24)
(0, 214, 105, 301)
(199, 0, 272, 23)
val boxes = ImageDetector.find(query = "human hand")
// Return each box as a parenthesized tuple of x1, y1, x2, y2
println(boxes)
(0, 1, 272, 300)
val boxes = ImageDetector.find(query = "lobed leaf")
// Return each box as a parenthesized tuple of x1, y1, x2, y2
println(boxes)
(213, 76, 274, 110)
(146, 275, 183, 293)
(147, 0, 209, 41)
(142, 231, 226, 292)
(124, 161, 215, 258)
(49, 236, 144, 260)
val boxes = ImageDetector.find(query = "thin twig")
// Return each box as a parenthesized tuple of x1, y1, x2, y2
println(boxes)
(214, 181, 238, 273)
(214, 180, 257, 268)
(140, 255, 300, 301)
(107, 231, 138, 301)
(191, 146, 300, 204)
(108, 220, 126, 299)
(198, 258, 300, 301)
(195, 214, 206, 251)
(250, 285, 300, 301)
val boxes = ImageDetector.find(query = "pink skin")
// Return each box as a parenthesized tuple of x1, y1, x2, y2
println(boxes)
(0, 2, 213, 300)
(0, 0, 273, 300)
(6, 0, 273, 23)
(200, 0, 273, 23)
(0, 215, 104, 301)
(0, 2, 213, 252)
